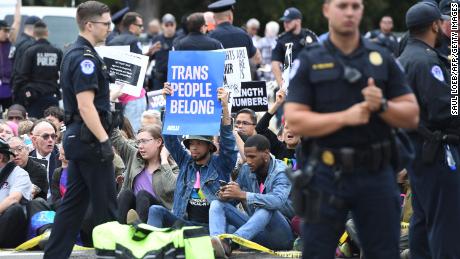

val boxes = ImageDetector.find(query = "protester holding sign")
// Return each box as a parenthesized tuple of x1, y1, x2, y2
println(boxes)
(147, 86, 237, 228)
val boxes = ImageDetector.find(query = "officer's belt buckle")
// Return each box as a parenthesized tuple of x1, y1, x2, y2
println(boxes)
(321, 150, 335, 166)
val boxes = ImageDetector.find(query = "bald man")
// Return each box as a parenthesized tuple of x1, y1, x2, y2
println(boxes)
(30, 119, 61, 187)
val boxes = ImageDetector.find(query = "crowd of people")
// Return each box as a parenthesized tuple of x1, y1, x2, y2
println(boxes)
(0, 0, 458, 259)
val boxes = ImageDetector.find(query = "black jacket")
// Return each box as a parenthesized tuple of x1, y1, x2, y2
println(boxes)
(23, 158, 49, 199)
(29, 145, 61, 186)
(16, 38, 62, 96)
(11, 33, 35, 90)
(107, 31, 142, 54)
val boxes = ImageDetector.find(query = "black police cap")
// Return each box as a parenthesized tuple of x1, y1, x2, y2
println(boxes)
(112, 7, 130, 24)
(280, 7, 302, 21)
(439, 0, 451, 16)
(24, 16, 41, 25)
(208, 0, 236, 13)
(405, 2, 449, 29)
(0, 20, 10, 29)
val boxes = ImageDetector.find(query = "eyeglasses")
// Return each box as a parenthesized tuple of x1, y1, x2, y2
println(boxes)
(135, 138, 154, 146)
(8, 116, 24, 121)
(36, 133, 57, 140)
(134, 23, 144, 28)
(90, 21, 111, 27)
(0, 28, 10, 32)
(10, 146, 26, 154)
(235, 120, 255, 126)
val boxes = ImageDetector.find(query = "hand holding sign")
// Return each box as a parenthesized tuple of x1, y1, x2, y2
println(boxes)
(162, 82, 173, 99)
(275, 89, 286, 105)
(217, 88, 229, 108)
(361, 77, 383, 112)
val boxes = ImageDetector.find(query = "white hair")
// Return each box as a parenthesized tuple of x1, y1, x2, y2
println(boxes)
(142, 110, 161, 119)
(246, 18, 260, 29)
(265, 21, 279, 37)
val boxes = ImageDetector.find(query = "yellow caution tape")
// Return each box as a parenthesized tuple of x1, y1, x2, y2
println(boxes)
(339, 232, 348, 245)
(15, 232, 93, 251)
(401, 222, 410, 229)
(218, 234, 302, 258)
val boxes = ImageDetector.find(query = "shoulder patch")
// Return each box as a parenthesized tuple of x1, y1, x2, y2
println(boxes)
(430, 65, 445, 82)
(80, 59, 95, 75)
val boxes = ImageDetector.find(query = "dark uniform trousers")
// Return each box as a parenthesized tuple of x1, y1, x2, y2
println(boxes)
(302, 163, 400, 259)
(44, 123, 117, 259)
(408, 136, 460, 259)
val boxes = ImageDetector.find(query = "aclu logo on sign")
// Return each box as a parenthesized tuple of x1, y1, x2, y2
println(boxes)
(166, 125, 180, 131)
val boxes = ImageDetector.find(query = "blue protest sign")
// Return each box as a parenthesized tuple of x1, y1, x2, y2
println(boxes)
(163, 51, 226, 136)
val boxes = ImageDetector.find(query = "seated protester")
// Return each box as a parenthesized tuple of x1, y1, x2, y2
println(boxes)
(111, 125, 179, 223)
(0, 139, 32, 248)
(234, 108, 257, 139)
(8, 136, 48, 200)
(50, 144, 67, 210)
(147, 86, 237, 228)
(0, 122, 15, 141)
(43, 106, 64, 133)
(29, 119, 61, 189)
(209, 135, 294, 257)
(255, 89, 300, 162)
(6, 104, 27, 126)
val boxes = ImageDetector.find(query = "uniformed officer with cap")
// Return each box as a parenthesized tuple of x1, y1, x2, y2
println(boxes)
(44, 1, 117, 258)
(399, 2, 460, 258)
(208, 0, 261, 64)
(106, 6, 130, 43)
(437, 0, 452, 66)
(272, 7, 318, 89)
(284, 0, 419, 258)
(107, 12, 144, 54)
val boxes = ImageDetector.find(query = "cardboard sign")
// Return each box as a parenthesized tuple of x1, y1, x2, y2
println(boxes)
(231, 81, 268, 113)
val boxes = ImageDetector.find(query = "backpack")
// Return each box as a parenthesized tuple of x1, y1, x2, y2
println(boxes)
(92, 221, 214, 259)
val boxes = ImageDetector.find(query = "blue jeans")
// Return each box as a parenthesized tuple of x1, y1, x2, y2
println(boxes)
(123, 97, 146, 133)
(302, 163, 401, 259)
(147, 205, 207, 229)
(209, 200, 294, 250)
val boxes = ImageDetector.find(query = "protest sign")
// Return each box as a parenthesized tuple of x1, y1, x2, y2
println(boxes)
(162, 51, 226, 136)
(282, 43, 293, 91)
(147, 90, 165, 111)
(231, 81, 268, 113)
(215, 47, 251, 96)
(96, 46, 148, 97)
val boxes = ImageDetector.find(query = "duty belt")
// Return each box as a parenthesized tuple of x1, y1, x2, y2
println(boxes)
(318, 141, 392, 172)
(418, 127, 460, 145)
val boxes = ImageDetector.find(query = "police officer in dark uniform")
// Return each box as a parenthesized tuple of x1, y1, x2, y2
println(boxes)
(106, 6, 130, 43)
(16, 21, 62, 118)
(43, 2, 117, 258)
(150, 14, 178, 90)
(10, 16, 40, 100)
(398, 3, 460, 258)
(272, 7, 318, 89)
(364, 16, 399, 56)
(173, 12, 223, 51)
(284, 0, 420, 258)
(107, 12, 143, 54)
(208, 0, 261, 64)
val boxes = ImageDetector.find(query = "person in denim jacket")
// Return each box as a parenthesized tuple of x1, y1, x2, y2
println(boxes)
(209, 134, 294, 258)
(147, 85, 237, 228)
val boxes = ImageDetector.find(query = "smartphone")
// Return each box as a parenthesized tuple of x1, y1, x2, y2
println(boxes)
(219, 180, 228, 187)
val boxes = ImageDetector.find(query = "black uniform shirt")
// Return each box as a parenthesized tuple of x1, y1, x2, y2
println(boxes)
(151, 33, 178, 74)
(436, 33, 451, 69)
(107, 31, 142, 54)
(10, 33, 35, 89)
(208, 22, 256, 58)
(399, 38, 458, 130)
(173, 32, 223, 51)
(271, 28, 318, 63)
(61, 36, 111, 115)
(365, 30, 399, 56)
(16, 38, 62, 95)
(287, 37, 412, 148)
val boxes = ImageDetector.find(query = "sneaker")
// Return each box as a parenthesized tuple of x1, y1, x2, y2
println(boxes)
(126, 209, 140, 224)
(211, 236, 231, 259)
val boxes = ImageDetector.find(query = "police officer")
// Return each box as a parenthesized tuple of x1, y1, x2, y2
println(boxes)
(173, 13, 223, 51)
(10, 16, 40, 100)
(284, 0, 420, 258)
(364, 16, 399, 56)
(107, 12, 143, 54)
(15, 21, 62, 118)
(208, 0, 261, 64)
(272, 7, 318, 89)
(43, 2, 117, 258)
(398, 3, 460, 258)
(150, 14, 178, 90)
(437, 0, 452, 67)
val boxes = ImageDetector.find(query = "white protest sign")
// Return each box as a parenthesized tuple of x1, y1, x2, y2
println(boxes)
(96, 46, 148, 97)
(215, 47, 251, 97)
(282, 42, 293, 91)
(147, 90, 165, 111)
